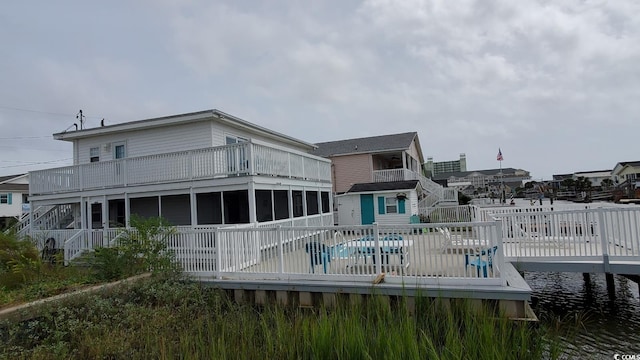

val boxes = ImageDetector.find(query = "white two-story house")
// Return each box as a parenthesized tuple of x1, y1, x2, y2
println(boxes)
(24, 110, 333, 252)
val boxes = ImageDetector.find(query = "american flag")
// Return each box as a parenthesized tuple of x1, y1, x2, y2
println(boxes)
(497, 148, 503, 161)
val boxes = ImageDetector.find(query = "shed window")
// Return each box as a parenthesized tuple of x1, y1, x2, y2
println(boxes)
(385, 197, 397, 214)
(90, 147, 100, 162)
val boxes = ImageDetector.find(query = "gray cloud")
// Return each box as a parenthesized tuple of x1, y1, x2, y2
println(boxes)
(1, 0, 638, 179)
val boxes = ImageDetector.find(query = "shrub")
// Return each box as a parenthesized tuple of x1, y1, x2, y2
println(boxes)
(0, 231, 41, 289)
(89, 216, 181, 281)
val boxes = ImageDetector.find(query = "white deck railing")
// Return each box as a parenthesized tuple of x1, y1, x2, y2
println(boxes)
(494, 207, 640, 262)
(29, 141, 331, 195)
(373, 169, 458, 207)
(164, 222, 506, 286)
(418, 205, 475, 223)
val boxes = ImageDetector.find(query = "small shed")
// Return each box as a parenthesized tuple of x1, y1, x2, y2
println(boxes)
(335, 180, 421, 226)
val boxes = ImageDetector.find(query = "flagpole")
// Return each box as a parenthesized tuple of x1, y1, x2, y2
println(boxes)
(497, 148, 504, 204)
(500, 159, 504, 204)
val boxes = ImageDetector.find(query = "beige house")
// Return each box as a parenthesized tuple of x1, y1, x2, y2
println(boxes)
(312, 132, 456, 225)
(612, 161, 640, 188)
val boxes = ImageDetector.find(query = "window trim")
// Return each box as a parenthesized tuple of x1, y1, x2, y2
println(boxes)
(113, 142, 126, 159)
(89, 147, 100, 162)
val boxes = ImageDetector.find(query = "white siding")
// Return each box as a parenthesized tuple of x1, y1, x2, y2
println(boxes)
(336, 190, 417, 226)
(74, 120, 313, 165)
(373, 190, 416, 226)
(75, 121, 213, 164)
(212, 122, 311, 152)
(0, 191, 24, 217)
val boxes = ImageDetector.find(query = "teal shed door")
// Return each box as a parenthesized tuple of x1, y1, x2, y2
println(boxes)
(360, 194, 375, 225)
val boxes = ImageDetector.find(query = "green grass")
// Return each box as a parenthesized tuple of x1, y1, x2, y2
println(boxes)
(0, 277, 565, 360)
(0, 264, 96, 308)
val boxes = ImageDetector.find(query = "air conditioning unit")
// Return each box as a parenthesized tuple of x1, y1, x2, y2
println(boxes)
(103, 143, 111, 152)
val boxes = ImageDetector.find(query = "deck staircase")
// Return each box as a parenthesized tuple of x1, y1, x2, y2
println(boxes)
(9, 204, 74, 237)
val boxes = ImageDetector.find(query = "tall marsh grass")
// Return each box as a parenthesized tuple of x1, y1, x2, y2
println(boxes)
(0, 276, 564, 360)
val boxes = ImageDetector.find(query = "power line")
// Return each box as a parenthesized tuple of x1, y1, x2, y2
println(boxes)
(0, 135, 52, 140)
(0, 158, 73, 169)
(0, 105, 103, 119)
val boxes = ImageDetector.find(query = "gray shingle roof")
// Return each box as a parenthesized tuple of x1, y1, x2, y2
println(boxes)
(617, 161, 640, 167)
(0, 183, 28, 191)
(312, 132, 417, 158)
(346, 180, 420, 193)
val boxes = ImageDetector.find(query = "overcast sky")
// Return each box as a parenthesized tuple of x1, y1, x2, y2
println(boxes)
(1, 0, 638, 180)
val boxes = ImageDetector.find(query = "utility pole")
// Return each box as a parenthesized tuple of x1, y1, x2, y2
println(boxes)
(76, 109, 85, 130)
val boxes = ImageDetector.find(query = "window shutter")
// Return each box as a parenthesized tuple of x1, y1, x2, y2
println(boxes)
(7, 193, 12, 205)
(398, 198, 405, 214)
(378, 196, 385, 215)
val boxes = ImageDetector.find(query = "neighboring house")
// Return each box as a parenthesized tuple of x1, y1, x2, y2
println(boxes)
(572, 170, 612, 188)
(0, 173, 29, 229)
(23, 110, 333, 243)
(312, 132, 456, 225)
(434, 168, 531, 194)
(612, 161, 640, 188)
(335, 180, 421, 226)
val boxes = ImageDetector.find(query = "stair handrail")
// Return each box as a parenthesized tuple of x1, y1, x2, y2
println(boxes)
(64, 230, 86, 265)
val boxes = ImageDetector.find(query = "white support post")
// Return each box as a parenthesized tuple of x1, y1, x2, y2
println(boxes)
(124, 192, 130, 228)
(248, 181, 257, 224)
(247, 141, 254, 175)
(102, 196, 108, 229)
(80, 197, 87, 231)
(214, 227, 221, 279)
(373, 222, 382, 274)
(190, 188, 197, 226)
(597, 208, 610, 273)
(495, 220, 507, 286)
(123, 159, 128, 186)
(302, 187, 308, 226)
(277, 226, 284, 275)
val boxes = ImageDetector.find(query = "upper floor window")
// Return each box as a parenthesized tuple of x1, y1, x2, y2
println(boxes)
(226, 135, 248, 145)
(90, 147, 100, 162)
(0, 193, 11, 204)
(114, 143, 126, 159)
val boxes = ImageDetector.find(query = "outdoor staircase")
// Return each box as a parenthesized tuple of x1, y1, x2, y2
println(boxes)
(9, 204, 74, 237)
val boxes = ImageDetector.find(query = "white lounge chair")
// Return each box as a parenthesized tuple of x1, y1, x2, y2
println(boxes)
(436, 227, 488, 253)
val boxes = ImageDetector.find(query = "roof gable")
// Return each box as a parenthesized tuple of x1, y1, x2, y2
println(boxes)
(312, 132, 417, 158)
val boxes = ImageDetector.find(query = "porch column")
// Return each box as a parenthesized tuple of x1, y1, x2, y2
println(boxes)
(248, 181, 257, 224)
(190, 188, 197, 226)
(102, 195, 108, 229)
(302, 186, 308, 226)
(124, 192, 130, 228)
(80, 197, 87, 230)
(288, 186, 293, 221)
(402, 152, 407, 174)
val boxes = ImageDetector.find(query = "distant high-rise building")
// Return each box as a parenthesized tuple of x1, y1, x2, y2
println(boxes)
(424, 154, 467, 177)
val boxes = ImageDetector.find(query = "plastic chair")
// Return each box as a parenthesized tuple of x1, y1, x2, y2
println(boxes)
(381, 235, 404, 265)
(465, 245, 498, 277)
(305, 242, 331, 273)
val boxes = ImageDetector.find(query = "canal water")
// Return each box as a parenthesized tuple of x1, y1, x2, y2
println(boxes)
(527, 272, 640, 358)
